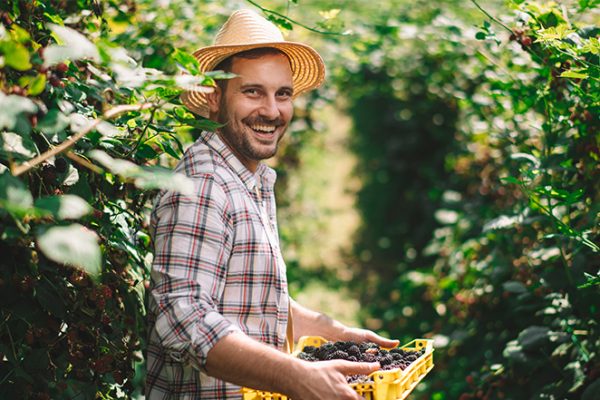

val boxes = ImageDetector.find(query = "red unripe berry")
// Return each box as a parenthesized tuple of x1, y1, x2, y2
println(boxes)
(100, 284, 113, 299)
(49, 75, 61, 87)
(56, 62, 68, 73)
(521, 36, 532, 47)
(10, 85, 24, 95)
(25, 329, 35, 345)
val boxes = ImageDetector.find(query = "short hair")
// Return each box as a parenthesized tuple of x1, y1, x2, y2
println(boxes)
(213, 47, 290, 91)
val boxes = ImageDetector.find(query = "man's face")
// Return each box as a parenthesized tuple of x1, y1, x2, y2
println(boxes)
(211, 53, 294, 172)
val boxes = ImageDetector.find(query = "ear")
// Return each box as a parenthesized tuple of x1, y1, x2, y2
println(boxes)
(206, 86, 222, 114)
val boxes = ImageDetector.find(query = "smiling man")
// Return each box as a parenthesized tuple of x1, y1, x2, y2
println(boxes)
(146, 9, 397, 400)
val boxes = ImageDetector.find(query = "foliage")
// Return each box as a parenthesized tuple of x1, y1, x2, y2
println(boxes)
(336, 1, 599, 399)
(0, 0, 598, 399)
(0, 0, 220, 397)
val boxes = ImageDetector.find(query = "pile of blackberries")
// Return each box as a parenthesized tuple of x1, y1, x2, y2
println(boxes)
(297, 341, 426, 384)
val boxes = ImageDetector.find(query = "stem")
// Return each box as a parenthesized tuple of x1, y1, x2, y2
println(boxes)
(65, 151, 103, 174)
(126, 104, 159, 157)
(470, 0, 513, 33)
(245, 0, 344, 35)
(11, 103, 155, 177)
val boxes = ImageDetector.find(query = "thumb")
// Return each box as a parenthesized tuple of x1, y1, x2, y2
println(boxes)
(335, 361, 381, 375)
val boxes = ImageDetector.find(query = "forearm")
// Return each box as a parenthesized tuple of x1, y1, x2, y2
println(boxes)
(205, 332, 305, 395)
(290, 298, 348, 342)
(205, 331, 380, 400)
(290, 299, 400, 349)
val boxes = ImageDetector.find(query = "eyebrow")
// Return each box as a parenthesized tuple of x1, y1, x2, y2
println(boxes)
(240, 83, 294, 94)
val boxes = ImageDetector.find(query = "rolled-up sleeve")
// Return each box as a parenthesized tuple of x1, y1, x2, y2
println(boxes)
(150, 173, 241, 370)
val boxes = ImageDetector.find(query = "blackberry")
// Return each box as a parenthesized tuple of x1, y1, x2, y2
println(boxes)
(361, 352, 377, 363)
(326, 350, 349, 360)
(359, 342, 378, 352)
(298, 352, 316, 361)
(379, 354, 394, 367)
(302, 345, 316, 354)
(315, 343, 335, 360)
(390, 348, 407, 356)
(347, 345, 361, 358)
(335, 341, 355, 351)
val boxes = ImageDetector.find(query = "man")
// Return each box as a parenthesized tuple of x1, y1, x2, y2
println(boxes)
(147, 9, 397, 399)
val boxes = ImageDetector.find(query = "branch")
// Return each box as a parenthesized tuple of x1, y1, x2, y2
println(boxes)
(11, 103, 155, 177)
(470, 0, 513, 33)
(245, 0, 344, 36)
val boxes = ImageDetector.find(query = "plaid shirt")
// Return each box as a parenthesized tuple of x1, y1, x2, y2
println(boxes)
(146, 131, 290, 399)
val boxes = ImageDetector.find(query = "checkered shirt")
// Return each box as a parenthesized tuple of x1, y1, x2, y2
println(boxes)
(146, 131, 290, 399)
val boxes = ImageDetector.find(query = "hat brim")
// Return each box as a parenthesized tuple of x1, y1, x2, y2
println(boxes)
(180, 41, 325, 117)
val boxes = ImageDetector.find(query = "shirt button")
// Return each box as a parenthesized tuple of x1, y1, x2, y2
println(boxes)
(169, 351, 183, 362)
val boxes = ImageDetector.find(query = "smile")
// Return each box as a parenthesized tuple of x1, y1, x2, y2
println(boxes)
(249, 124, 277, 134)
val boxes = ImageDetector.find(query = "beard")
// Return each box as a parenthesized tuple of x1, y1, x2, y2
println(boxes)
(216, 102, 287, 162)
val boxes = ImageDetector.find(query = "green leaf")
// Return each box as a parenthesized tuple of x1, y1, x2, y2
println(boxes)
(475, 31, 486, 40)
(43, 12, 64, 25)
(518, 326, 550, 350)
(37, 109, 70, 136)
(578, 272, 600, 289)
(0, 173, 33, 217)
(559, 70, 589, 79)
(172, 48, 200, 75)
(18, 73, 47, 95)
(0, 93, 37, 131)
(89, 150, 194, 195)
(266, 15, 293, 31)
(35, 280, 66, 318)
(44, 24, 99, 66)
(582, 378, 600, 400)
(34, 194, 92, 220)
(134, 143, 159, 160)
(503, 281, 527, 294)
(500, 176, 521, 185)
(1, 131, 37, 159)
(0, 40, 32, 70)
(36, 224, 101, 276)
(503, 340, 528, 363)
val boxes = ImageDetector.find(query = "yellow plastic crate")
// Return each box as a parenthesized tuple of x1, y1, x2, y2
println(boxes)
(241, 336, 434, 400)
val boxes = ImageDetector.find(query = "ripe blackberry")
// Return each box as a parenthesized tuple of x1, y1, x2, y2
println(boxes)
(302, 345, 316, 354)
(335, 341, 355, 351)
(327, 350, 349, 360)
(315, 342, 334, 357)
(390, 348, 407, 356)
(298, 352, 317, 361)
(347, 345, 361, 358)
(379, 354, 394, 367)
(359, 342, 378, 352)
(361, 352, 377, 363)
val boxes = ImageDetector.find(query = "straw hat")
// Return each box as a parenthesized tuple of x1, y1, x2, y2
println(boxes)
(180, 9, 326, 117)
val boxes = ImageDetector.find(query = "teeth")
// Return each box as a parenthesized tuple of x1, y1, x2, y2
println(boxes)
(250, 124, 276, 133)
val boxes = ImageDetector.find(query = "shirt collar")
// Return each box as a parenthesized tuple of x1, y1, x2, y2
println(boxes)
(201, 131, 277, 191)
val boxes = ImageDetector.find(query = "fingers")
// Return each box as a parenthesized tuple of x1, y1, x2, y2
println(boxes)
(333, 360, 381, 376)
(363, 331, 400, 348)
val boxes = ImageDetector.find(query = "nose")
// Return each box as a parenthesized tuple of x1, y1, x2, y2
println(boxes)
(258, 95, 280, 121)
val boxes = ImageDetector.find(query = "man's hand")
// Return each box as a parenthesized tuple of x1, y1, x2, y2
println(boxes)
(339, 327, 400, 349)
(288, 360, 380, 400)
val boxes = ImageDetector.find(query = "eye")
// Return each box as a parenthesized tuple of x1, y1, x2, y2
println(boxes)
(277, 89, 293, 99)
(243, 88, 260, 96)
